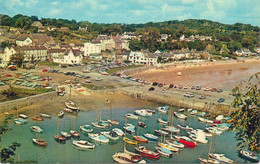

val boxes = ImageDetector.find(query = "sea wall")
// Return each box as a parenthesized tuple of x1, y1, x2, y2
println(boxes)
(118, 87, 231, 115)
(0, 91, 56, 113)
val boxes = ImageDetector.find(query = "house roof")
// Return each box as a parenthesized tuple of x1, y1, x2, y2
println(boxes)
(9, 34, 20, 39)
(47, 49, 66, 53)
(18, 46, 47, 51)
(64, 49, 82, 56)
(16, 34, 31, 41)
(91, 39, 101, 44)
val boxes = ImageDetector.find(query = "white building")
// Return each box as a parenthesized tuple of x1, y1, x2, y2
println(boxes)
(19, 46, 48, 62)
(63, 49, 83, 64)
(83, 42, 101, 56)
(15, 35, 33, 46)
(0, 47, 17, 67)
(128, 51, 157, 65)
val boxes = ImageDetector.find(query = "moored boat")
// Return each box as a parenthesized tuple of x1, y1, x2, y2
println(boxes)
(32, 117, 44, 121)
(177, 124, 193, 130)
(19, 114, 28, 119)
(135, 109, 152, 117)
(175, 136, 197, 147)
(101, 131, 119, 140)
(198, 157, 220, 164)
(40, 113, 51, 118)
(88, 133, 109, 143)
(65, 101, 79, 111)
(32, 138, 47, 146)
(61, 131, 71, 138)
(125, 113, 139, 119)
(124, 123, 135, 133)
(138, 121, 147, 128)
(155, 146, 172, 158)
(54, 135, 66, 142)
(216, 115, 224, 121)
(198, 117, 213, 124)
(166, 139, 185, 148)
(70, 130, 80, 137)
(239, 150, 259, 162)
(162, 126, 180, 134)
(209, 153, 235, 163)
(73, 140, 95, 149)
(135, 146, 160, 160)
(133, 135, 148, 143)
(14, 118, 27, 125)
(107, 118, 120, 125)
(158, 142, 179, 152)
(80, 125, 93, 133)
(205, 127, 222, 135)
(157, 118, 169, 125)
(64, 108, 73, 113)
(190, 110, 197, 115)
(178, 108, 185, 112)
(143, 133, 158, 141)
(112, 152, 146, 163)
(157, 106, 169, 113)
(174, 112, 187, 120)
(154, 129, 169, 136)
(112, 128, 124, 137)
(31, 126, 43, 133)
(58, 111, 65, 117)
(123, 137, 138, 145)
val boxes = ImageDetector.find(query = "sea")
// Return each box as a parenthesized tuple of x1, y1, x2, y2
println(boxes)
(1, 105, 254, 163)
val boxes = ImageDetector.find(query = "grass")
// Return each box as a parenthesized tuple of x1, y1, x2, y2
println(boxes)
(38, 61, 59, 66)
(83, 84, 115, 90)
(107, 65, 143, 75)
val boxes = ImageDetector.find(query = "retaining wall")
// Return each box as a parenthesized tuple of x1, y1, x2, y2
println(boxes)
(0, 91, 56, 113)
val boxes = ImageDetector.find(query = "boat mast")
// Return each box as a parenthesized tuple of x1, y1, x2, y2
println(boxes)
(57, 117, 59, 135)
(207, 131, 213, 161)
(69, 85, 72, 101)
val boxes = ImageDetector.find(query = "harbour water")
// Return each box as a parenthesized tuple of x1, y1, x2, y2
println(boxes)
(1, 105, 251, 163)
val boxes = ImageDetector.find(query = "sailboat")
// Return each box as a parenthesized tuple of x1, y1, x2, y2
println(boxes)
(54, 117, 66, 142)
(70, 112, 80, 137)
(65, 85, 79, 111)
(107, 100, 120, 125)
(112, 145, 146, 163)
(198, 131, 220, 163)
(14, 106, 27, 125)
(133, 123, 148, 143)
(32, 100, 44, 121)
(123, 116, 137, 145)
(92, 106, 111, 128)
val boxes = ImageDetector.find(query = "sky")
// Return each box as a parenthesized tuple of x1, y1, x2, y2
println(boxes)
(0, 0, 259, 26)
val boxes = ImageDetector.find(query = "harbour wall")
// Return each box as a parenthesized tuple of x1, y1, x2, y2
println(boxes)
(0, 91, 57, 113)
(117, 87, 231, 115)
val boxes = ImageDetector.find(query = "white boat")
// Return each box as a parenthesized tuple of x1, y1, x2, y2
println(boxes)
(157, 106, 169, 113)
(177, 72, 182, 76)
(112, 151, 146, 163)
(205, 127, 222, 135)
(107, 118, 120, 125)
(158, 142, 179, 152)
(187, 108, 193, 112)
(64, 108, 73, 113)
(174, 112, 187, 120)
(125, 113, 139, 119)
(134, 109, 152, 117)
(19, 114, 28, 119)
(166, 140, 185, 148)
(124, 124, 135, 133)
(80, 125, 93, 133)
(198, 157, 220, 164)
(162, 126, 180, 133)
(88, 133, 109, 143)
(178, 108, 185, 112)
(73, 140, 95, 149)
(91, 121, 108, 129)
(70, 130, 80, 137)
(143, 133, 158, 140)
(31, 126, 43, 133)
(190, 110, 198, 115)
(14, 118, 27, 125)
(188, 132, 208, 144)
(65, 101, 79, 111)
(155, 146, 172, 158)
(61, 131, 71, 138)
(177, 124, 193, 130)
(190, 129, 212, 138)
(112, 128, 124, 137)
(40, 113, 51, 118)
(157, 118, 169, 124)
(210, 153, 235, 163)
(239, 150, 259, 162)
(216, 115, 224, 121)
(100, 131, 119, 140)
(198, 117, 213, 124)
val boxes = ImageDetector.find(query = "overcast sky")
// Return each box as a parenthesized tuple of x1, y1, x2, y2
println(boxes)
(0, 0, 259, 26)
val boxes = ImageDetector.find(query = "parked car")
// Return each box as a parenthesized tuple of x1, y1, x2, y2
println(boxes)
(169, 84, 173, 88)
(191, 86, 195, 90)
(217, 98, 225, 103)
(196, 85, 201, 90)
(199, 95, 206, 99)
(217, 89, 223, 93)
(149, 87, 155, 91)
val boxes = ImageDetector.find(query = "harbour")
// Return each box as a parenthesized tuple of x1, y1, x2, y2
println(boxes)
(1, 105, 248, 163)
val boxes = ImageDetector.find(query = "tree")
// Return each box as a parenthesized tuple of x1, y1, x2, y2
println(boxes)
(0, 116, 21, 163)
(10, 52, 24, 68)
(229, 73, 260, 152)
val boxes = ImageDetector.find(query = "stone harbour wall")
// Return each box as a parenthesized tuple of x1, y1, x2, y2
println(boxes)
(0, 91, 56, 113)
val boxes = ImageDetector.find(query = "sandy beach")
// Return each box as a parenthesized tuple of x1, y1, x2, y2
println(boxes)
(131, 59, 260, 91)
